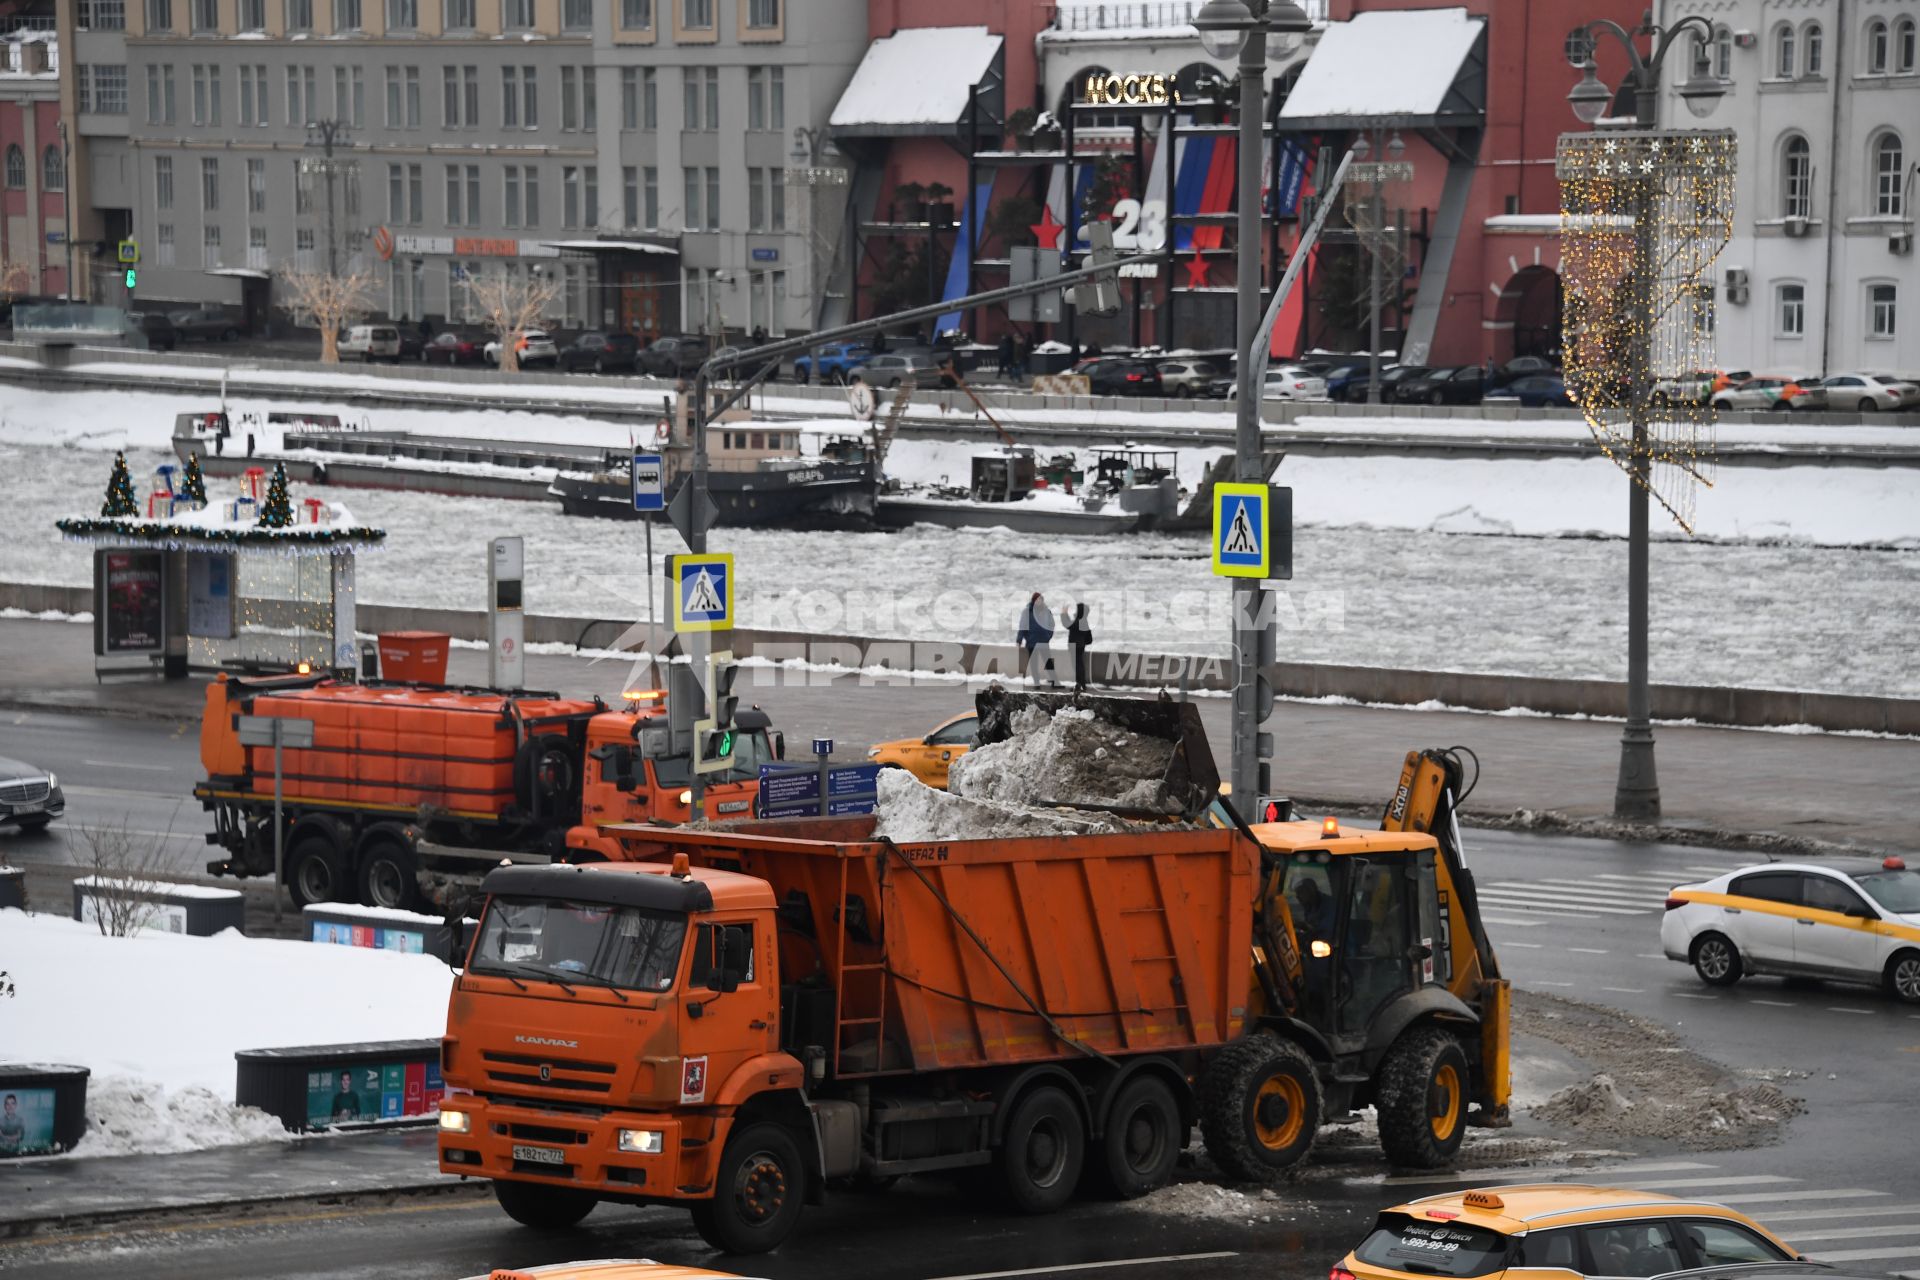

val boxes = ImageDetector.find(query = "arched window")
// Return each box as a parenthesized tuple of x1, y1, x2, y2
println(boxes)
(1804, 22, 1824, 76)
(1781, 135, 1812, 218)
(41, 145, 63, 192)
(1873, 132, 1906, 216)
(1714, 24, 1734, 78)
(1775, 23, 1795, 78)
(1866, 18, 1890, 74)
(3, 145, 23, 189)
(1896, 16, 1917, 73)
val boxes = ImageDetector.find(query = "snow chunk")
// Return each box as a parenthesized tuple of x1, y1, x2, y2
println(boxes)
(948, 703, 1181, 813)
(871, 767, 1130, 844)
(70, 1077, 292, 1158)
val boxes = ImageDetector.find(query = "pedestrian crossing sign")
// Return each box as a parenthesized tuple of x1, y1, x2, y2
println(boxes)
(670, 552, 733, 633)
(1212, 483, 1269, 578)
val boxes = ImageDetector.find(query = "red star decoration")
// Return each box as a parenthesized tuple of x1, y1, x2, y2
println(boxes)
(1029, 205, 1065, 250)
(1184, 250, 1211, 289)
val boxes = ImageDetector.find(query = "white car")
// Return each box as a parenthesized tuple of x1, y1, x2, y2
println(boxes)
(1818, 372, 1920, 411)
(1661, 856, 1920, 1003)
(1227, 365, 1329, 402)
(483, 329, 559, 367)
(339, 323, 402, 361)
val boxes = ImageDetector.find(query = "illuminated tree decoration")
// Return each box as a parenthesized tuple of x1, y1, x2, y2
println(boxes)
(1557, 129, 1738, 532)
(257, 462, 295, 529)
(101, 451, 139, 517)
(181, 453, 209, 506)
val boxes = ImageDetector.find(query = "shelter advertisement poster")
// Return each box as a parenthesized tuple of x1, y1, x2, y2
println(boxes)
(0, 1088, 58, 1156)
(187, 552, 236, 639)
(304, 1062, 442, 1128)
(98, 550, 165, 654)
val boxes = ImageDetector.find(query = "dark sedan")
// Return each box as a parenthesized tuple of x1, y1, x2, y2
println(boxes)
(0, 754, 63, 831)
(1399, 365, 1487, 405)
(421, 331, 485, 365)
(1483, 373, 1573, 408)
(1084, 358, 1164, 396)
(168, 306, 242, 342)
(133, 311, 179, 352)
(559, 332, 642, 374)
(1341, 364, 1430, 403)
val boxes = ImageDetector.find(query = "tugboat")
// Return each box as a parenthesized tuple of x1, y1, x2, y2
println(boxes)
(549, 388, 880, 527)
(875, 445, 1146, 536)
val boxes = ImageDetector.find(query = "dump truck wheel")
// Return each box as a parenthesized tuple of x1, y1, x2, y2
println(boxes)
(286, 835, 346, 907)
(492, 1179, 596, 1229)
(1199, 1032, 1320, 1182)
(691, 1122, 807, 1254)
(1092, 1075, 1182, 1199)
(1376, 1026, 1470, 1168)
(998, 1085, 1085, 1214)
(357, 840, 422, 912)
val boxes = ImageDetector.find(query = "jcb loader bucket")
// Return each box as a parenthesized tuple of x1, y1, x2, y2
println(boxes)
(973, 685, 1221, 819)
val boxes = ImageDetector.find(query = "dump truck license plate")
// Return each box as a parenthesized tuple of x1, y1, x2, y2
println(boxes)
(513, 1144, 565, 1165)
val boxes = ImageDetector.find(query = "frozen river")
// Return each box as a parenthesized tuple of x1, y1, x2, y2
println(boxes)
(10, 442, 1916, 698)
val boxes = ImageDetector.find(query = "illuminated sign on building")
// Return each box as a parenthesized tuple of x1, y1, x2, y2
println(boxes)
(1081, 73, 1184, 107)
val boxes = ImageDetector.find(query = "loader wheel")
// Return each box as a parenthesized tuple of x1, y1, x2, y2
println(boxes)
(691, 1122, 807, 1254)
(1092, 1075, 1183, 1199)
(1375, 1026, 1470, 1168)
(1199, 1032, 1321, 1182)
(492, 1179, 596, 1229)
(997, 1085, 1085, 1214)
(286, 835, 346, 907)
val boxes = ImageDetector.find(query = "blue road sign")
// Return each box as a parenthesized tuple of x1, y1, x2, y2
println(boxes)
(757, 762, 881, 818)
(1212, 482, 1269, 578)
(811, 738, 833, 757)
(631, 451, 665, 512)
(669, 553, 732, 632)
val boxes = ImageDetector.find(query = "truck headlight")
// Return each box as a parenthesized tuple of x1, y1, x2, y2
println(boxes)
(678, 789, 692, 806)
(618, 1128, 664, 1154)
(438, 1109, 471, 1134)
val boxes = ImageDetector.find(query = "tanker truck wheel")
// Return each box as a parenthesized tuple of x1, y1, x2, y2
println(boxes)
(1092, 1075, 1182, 1199)
(492, 1179, 596, 1229)
(1374, 1025, 1470, 1168)
(691, 1122, 807, 1254)
(1199, 1032, 1321, 1182)
(357, 839, 423, 912)
(286, 835, 347, 907)
(997, 1085, 1085, 1214)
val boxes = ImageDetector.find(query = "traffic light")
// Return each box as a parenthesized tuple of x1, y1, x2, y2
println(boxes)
(123, 267, 137, 290)
(706, 651, 739, 730)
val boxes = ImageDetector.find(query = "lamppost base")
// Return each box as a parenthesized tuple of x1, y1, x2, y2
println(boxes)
(1614, 727, 1661, 821)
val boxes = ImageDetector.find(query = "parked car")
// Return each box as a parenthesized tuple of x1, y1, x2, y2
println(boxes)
(1483, 373, 1574, 408)
(132, 311, 178, 352)
(1820, 372, 1920, 411)
(854, 351, 945, 388)
(1227, 365, 1329, 402)
(340, 323, 403, 361)
(395, 328, 427, 361)
(791, 341, 872, 384)
(1400, 364, 1487, 405)
(637, 334, 711, 378)
(421, 331, 485, 365)
(0, 753, 64, 831)
(1321, 362, 1370, 401)
(169, 305, 241, 342)
(1663, 855, 1920, 1003)
(484, 329, 559, 367)
(1711, 376, 1816, 412)
(1340, 364, 1430, 403)
(558, 331, 642, 374)
(1084, 357, 1164, 396)
(1492, 354, 1557, 386)
(1156, 358, 1225, 397)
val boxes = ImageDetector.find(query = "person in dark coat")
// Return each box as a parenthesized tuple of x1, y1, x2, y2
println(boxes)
(1066, 602, 1093, 692)
(997, 333, 1015, 377)
(1016, 592, 1055, 685)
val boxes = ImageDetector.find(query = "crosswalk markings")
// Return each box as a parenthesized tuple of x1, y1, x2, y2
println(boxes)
(1791, 1224, 1920, 1242)
(1715, 1188, 1890, 1204)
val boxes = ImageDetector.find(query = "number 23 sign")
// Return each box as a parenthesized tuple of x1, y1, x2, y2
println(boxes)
(1084, 198, 1168, 253)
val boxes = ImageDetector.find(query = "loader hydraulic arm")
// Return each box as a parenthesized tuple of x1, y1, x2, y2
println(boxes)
(1382, 747, 1500, 983)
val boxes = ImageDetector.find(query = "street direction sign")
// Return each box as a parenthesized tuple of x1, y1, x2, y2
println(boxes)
(669, 552, 733, 632)
(1212, 483, 1270, 578)
(631, 452, 665, 512)
(756, 762, 882, 818)
(236, 714, 315, 748)
(667, 479, 718, 545)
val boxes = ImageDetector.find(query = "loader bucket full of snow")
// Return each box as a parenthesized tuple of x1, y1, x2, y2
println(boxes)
(973, 686, 1220, 819)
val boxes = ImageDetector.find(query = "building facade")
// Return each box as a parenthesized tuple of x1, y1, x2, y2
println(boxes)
(1663, 0, 1917, 377)
(1, 8, 67, 299)
(57, 0, 864, 338)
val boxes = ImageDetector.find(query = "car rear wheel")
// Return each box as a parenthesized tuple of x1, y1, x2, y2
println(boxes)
(1886, 951, 1920, 1005)
(1428, 390, 1444, 405)
(1692, 932, 1743, 986)
(1858, 398, 1877, 412)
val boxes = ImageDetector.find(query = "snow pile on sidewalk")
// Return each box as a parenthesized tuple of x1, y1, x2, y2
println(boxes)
(947, 703, 1180, 813)
(0, 909, 452, 1156)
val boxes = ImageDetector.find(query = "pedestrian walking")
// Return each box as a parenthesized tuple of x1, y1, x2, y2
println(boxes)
(997, 333, 1015, 378)
(1016, 592, 1056, 686)
(1066, 602, 1093, 692)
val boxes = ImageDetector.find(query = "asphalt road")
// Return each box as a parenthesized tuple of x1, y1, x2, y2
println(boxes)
(5, 722, 1920, 1279)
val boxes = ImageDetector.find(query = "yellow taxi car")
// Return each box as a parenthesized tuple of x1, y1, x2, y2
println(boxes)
(866, 711, 978, 789)
(1338, 1185, 1800, 1280)
(468, 1262, 753, 1280)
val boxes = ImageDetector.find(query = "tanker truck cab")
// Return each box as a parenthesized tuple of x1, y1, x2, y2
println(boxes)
(578, 706, 776, 836)
(441, 859, 804, 1252)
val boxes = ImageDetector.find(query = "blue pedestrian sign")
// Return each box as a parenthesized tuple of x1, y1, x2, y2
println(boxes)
(669, 552, 733, 633)
(1212, 482, 1269, 578)
(631, 452, 665, 512)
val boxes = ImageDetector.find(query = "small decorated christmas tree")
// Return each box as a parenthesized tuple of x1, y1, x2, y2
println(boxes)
(101, 451, 138, 517)
(256, 462, 294, 528)
(181, 453, 208, 506)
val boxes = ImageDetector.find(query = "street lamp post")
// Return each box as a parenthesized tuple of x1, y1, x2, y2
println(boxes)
(1194, 0, 1314, 812)
(786, 125, 847, 332)
(57, 120, 73, 300)
(1564, 17, 1724, 821)
(304, 120, 353, 277)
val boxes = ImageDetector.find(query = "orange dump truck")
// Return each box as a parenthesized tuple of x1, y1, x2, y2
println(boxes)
(439, 755, 1511, 1254)
(194, 673, 778, 911)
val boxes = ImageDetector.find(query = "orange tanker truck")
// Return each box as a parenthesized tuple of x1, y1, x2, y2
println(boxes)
(194, 673, 780, 911)
(436, 694, 1510, 1253)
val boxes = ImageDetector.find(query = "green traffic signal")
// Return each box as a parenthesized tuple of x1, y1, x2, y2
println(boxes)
(717, 730, 733, 758)
(123, 267, 137, 289)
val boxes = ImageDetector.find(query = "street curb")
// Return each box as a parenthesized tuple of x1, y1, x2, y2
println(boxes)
(0, 693, 198, 727)
(0, 1177, 485, 1241)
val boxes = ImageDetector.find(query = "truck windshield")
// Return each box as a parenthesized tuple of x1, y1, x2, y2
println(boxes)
(649, 730, 775, 788)
(471, 896, 687, 993)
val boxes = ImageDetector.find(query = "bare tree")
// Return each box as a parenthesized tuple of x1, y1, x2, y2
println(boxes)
(469, 269, 560, 372)
(277, 266, 377, 364)
(0, 258, 35, 307)
(77, 821, 175, 937)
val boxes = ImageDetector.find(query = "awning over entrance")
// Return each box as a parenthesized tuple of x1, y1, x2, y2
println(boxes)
(829, 25, 1005, 139)
(205, 266, 273, 279)
(540, 239, 679, 257)
(1276, 6, 1486, 131)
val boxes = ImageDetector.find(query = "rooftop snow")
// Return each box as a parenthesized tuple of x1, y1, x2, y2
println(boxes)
(829, 26, 1003, 131)
(1279, 7, 1483, 122)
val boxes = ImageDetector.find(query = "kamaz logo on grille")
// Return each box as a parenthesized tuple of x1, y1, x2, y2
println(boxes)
(514, 1034, 578, 1048)
(538, 1064, 552, 1082)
